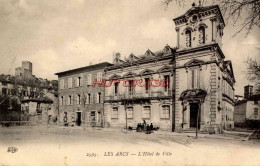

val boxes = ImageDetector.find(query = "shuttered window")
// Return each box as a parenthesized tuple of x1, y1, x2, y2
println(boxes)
(143, 106, 151, 119)
(68, 78, 72, 88)
(112, 107, 118, 119)
(127, 107, 133, 119)
(161, 105, 170, 119)
(87, 74, 92, 85)
(189, 69, 199, 89)
(60, 79, 64, 89)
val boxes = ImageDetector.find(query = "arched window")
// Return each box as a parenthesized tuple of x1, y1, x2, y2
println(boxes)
(199, 26, 205, 44)
(185, 30, 192, 47)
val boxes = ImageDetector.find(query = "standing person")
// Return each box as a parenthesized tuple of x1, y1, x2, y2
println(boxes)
(146, 124, 151, 134)
(150, 123, 153, 130)
(143, 120, 146, 131)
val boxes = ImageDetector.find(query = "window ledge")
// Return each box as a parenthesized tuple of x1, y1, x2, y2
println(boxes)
(160, 118, 170, 120)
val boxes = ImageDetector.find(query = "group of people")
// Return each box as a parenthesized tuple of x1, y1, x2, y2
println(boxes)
(136, 120, 154, 134)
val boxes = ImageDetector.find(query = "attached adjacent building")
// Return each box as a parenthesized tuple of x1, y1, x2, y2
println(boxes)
(173, 4, 235, 132)
(104, 47, 176, 131)
(234, 86, 260, 127)
(55, 62, 112, 127)
(55, 3, 236, 133)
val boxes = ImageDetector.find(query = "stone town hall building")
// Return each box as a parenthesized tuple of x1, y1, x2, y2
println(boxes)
(56, 3, 235, 133)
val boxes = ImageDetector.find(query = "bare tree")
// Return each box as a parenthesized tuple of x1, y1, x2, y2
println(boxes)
(245, 57, 260, 93)
(163, 0, 260, 36)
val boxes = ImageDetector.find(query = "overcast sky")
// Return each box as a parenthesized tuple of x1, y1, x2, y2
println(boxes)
(0, 0, 259, 95)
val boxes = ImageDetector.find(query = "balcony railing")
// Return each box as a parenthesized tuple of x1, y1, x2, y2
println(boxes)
(105, 90, 173, 101)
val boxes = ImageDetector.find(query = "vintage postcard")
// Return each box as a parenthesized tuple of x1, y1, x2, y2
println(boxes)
(0, 0, 260, 165)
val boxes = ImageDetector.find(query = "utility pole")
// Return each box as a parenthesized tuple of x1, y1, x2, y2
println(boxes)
(124, 101, 127, 134)
(172, 54, 176, 132)
(196, 102, 200, 139)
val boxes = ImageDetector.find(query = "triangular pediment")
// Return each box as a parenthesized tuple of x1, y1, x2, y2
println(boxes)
(163, 45, 174, 55)
(128, 53, 140, 61)
(144, 49, 155, 57)
(109, 74, 122, 80)
(123, 72, 136, 78)
(140, 69, 154, 76)
(157, 66, 172, 73)
(184, 59, 205, 67)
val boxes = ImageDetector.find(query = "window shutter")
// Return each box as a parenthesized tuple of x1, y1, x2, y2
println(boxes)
(194, 69, 198, 88)
(160, 106, 163, 118)
(59, 97, 62, 106)
(89, 74, 92, 85)
(75, 77, 78, 87)
(100, 92, 103, 103)
(85, 94, 88, 104)
(90, 93, 93, 104)
(93, 93, 97, 103)
(100, 73, 102, 82)
(75, 94, 77, 105)
(60, 79, 64, 89)
(67, 96, 70, 105)
(96, 93, 99, 103)
(97, 73, 100, 82)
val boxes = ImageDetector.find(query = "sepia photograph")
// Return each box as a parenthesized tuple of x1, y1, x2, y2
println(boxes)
(0, 0, 260, 165)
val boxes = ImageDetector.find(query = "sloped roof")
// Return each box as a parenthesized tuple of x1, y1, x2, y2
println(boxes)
(55, 62, 113, 76)
(21, 97, 53, 103)
(108, 45, 177, 69)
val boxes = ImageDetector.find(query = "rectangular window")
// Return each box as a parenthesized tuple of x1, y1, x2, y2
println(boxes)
(78, 77, 81, 86)
(37, 103, 41, 108)
(87, 74, 92, 85)
(98, 92, 101, 103)
(145, 78, 150, 93)
(36, 103, 41, 115)
(128, 80, 134, 96)
(90, 111, 96, 122)
(68, 78, 72, 88)
(161, 105, 170, 119)
(112, 107, 118, 119)
(97, 72, 102, 82)
(68, 95, 72, 105)
(164, 75, 170, 92)
(60, 96, 64, 105)
(88, 94, 91, 104)
(254, 108, 258, 115)
(190, 69, 199, 89)
(114, 82, 119, 96)
(60, 79, 64, 89)
(126, 107, 133, 119)
(143, 106, 151, 119)
(78, 94, 81, 105)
